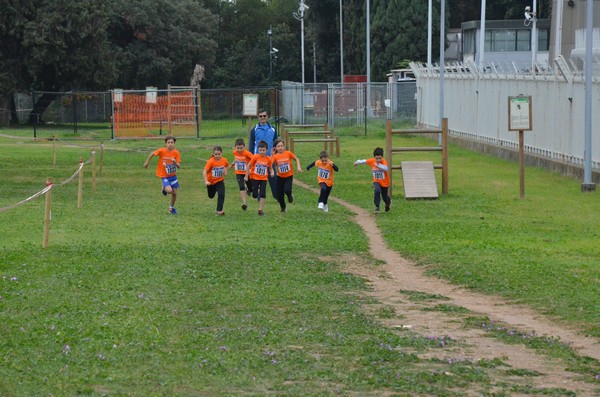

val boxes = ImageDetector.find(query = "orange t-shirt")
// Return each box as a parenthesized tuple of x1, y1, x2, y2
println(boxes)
(315, 159, 336, 187)
(365, 158, 390, 188)
(204, 156, 229, 185)
(153, 147, 181, 178)
(231, 149, 254, 175)
(248, 154, 274, 181)
(272, 150, 297, 178)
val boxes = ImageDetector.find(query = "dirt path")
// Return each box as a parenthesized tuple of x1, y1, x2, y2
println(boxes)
(295, 180, 600, 395)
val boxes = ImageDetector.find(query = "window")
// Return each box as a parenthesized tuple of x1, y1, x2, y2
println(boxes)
(484, 28, 548, 52)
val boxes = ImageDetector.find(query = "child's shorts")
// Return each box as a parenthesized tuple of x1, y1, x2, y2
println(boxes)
(161, 175, 180, 189)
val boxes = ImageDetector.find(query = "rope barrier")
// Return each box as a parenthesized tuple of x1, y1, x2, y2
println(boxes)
(0, 152, 94, 212)
(0, 184, 53, 213)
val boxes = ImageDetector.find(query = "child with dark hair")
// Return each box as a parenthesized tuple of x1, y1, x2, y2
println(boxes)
(354, 147, 391, 214)
(143, 135, 181, 215)
(203, 146, 229, 215)
(271, 138, 302, 213)
(245, 140, 275, 216)
(229, 138, 253, 210)
(306, 151, 338, 213)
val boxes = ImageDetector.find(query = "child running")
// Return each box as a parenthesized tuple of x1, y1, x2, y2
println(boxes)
(203, 145, 229, 216)
(354, 147, 392, 214)
(143, 135, 181, 215)
(229, 138, 254, 210)
(305, 150, 338, 213)
(271, 138, 302, 213)
(245, 140, 275, 216)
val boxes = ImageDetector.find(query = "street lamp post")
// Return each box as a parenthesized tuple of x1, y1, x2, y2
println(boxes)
(293, 1, 309, 86)
(293, 1, 309, 123)
(268, 26, 273, 84)
(340, 0, 344, 83)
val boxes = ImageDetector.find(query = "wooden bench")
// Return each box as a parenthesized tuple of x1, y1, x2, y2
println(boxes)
(290, 136, 340, 157)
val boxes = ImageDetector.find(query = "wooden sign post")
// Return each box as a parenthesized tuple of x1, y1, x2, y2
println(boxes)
(508, 96, 532, 199)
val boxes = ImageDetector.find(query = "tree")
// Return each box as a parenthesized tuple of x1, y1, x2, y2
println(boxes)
(0, 0, 115, 124)
(109, 0, 217, 89)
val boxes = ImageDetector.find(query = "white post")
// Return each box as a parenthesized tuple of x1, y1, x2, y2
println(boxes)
(531, 0, 538, 71)
(439, 0, 445, 131)
(340, 0, 344, 83)
(300, 0, 306, 86)
(553, 0, 563, 59)
(582, 0, 595, 190)
(478, 0, 486, 67)
(427, 0, 432, 66)
(366, 0, 371, 116)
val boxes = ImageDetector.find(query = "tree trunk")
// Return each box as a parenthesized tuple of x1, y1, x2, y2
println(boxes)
(28, 92, 58, 124)
(0, 95, 9, 127)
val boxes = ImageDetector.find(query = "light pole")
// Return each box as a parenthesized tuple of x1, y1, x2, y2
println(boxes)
(293, 1, 309, 86)
(366, 0, 371, 116)
(340, 0, 344, 83)
(268, 26, 273, 84)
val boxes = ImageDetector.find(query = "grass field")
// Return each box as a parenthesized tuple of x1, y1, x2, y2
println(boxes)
(1, 133, 599, 395)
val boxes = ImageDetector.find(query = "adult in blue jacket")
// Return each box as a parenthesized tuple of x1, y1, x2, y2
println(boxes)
(249, 108, 278, 198)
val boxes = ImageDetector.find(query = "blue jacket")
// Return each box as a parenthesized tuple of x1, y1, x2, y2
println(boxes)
(249, 122, 277, 154)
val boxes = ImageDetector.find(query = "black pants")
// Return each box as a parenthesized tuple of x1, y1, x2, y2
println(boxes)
(268, 171, 277, 199)
(207, 181, 225, 211)
(276, 175, 293, 211)
(236, 174, 252, 193)
(318, 182, 332, 204)
(252, 179, 267, 199)
(373, 182, 391, 208)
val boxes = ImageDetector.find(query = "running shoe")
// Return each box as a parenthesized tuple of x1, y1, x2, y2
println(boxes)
(375, 207, 380, 214)
(318, 202, 324, 210)
(241, 203, 248, 211)
(168, 207, 177, 215)
(161, 188, 167, 196)
(215, 211, 225, 216)
(323, 204, 329, 213)
(258, 210, 265, 216)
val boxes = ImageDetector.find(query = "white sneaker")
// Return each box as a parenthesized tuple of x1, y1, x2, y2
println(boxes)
(318, 202, 324, 210)
(323, 204, 329, 212)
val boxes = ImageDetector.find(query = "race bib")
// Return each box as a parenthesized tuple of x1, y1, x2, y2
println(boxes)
(318, 168, 331, 180)
(212, 167, 225, 178)
(255, 164, 267, 176)
(235, 161, 246, 172)
(278, 162, 291, 174)
(165, 163, 177, 174)
(372, 170, 385, 180)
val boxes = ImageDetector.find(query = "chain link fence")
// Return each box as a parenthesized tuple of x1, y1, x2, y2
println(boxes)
(7, 82, 416, 140)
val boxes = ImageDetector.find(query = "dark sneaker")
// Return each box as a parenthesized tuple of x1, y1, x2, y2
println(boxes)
(241, 203, 248, 211)
(288, 194, 294, 204)
(168, 207, 177, 215)
(161, 188, 167, 196)
(374, 207, 380, 214)
(258, 210, 264, 216)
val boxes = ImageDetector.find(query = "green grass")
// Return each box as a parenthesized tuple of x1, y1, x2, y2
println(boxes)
(1, 134, 599, 394)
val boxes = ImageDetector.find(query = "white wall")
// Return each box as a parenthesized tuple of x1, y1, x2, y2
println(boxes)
(415, 67, 600, 169)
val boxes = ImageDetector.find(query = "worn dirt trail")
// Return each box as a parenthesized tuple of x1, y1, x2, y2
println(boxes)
(296, 179, 600, 395)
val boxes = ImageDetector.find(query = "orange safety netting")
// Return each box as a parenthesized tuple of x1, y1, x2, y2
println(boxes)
(113, 90, 198, 139)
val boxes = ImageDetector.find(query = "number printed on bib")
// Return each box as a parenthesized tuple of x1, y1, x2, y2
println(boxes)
(255, 164, 267, 176)
(165, 163, 177, 175)
(235, 161, 246, 172)
(372, 170, 384, 180)
(278, 162, 291, 174)
(318, 168, 330, 180)
(212, 167, 225, 178)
